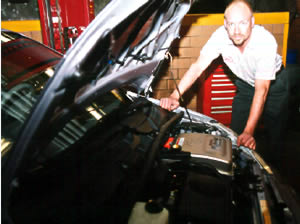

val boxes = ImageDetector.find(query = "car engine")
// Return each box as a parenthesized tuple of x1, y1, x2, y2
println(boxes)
(8, 95, 296, 224)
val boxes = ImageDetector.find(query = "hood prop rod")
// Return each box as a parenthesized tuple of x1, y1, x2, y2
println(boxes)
(165, 52, 193, 124)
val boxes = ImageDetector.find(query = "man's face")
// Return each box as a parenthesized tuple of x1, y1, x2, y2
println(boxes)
(224, 4, 254, 47)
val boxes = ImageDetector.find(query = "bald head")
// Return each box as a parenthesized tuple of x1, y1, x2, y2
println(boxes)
(225, 0, 253, 20)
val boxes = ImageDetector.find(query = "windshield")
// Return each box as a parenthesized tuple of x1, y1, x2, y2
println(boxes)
(1, 68, 132, 160)
(1, 31, 62, 155)
(1, 67, 55, 155)
(35, 88, 131, 162)
(1, 63, 132, 160)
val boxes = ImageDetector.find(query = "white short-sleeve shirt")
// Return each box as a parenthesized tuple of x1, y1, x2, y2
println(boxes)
(200, 25, 282, 87)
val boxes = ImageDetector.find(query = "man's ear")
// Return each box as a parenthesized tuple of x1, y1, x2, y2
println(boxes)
(251, 16, 255, 27)
(224, 19, 227, 28)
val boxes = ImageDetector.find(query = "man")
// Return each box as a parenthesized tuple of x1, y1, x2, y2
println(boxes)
(160, 0, 288, 164)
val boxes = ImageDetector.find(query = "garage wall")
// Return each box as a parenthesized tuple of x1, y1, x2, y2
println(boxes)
(19, 30, 43, 43)
(2, 20, 43, 42)
(152, 12, 290, 111)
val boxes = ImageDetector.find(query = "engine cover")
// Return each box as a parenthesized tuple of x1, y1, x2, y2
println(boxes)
(176, 133, 233, 175)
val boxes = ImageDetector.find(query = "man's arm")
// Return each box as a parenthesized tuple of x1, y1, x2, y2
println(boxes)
(237, 79, 271, 149)
(160, 53, 215, 111)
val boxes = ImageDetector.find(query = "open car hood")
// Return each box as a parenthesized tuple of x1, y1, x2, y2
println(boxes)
(2, 0, 193, 203)
(55, 0, 192, 98)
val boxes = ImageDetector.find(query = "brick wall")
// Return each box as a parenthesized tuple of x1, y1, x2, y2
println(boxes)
(152, 24, 221, 111)
(20, 31, 43, 43)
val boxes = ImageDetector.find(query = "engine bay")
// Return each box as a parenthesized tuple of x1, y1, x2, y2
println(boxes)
(8, 96, 294, 224)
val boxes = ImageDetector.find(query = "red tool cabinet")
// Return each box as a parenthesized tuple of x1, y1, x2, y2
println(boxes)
(197, 58, 237, 126)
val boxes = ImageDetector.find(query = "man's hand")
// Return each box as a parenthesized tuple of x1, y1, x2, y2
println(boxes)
(237, 132, 256, 150)
(159, 53, 214, 112)
(160, 96, 180, 111)
(237, 79, 270, 150)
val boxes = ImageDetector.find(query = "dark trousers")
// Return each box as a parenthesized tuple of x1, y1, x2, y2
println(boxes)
(230, 68, 289, 163)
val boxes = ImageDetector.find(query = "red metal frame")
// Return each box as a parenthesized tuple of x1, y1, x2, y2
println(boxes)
(38, 0, 95, 53)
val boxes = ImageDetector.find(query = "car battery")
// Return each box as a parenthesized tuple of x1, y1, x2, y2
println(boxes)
(175, 133, 233, 175)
